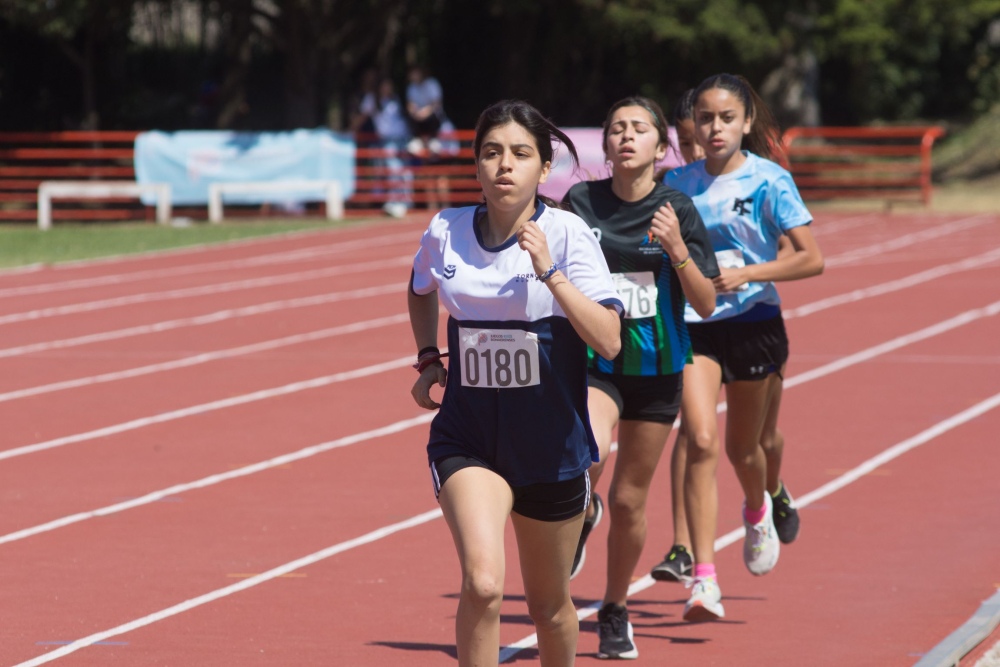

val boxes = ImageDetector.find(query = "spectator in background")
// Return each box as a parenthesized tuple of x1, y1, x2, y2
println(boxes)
(405, 65, 451, 158)
(356, 77, 413, 218)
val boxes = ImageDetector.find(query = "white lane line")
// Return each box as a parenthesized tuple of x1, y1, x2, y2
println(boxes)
(0, 255, 412, 326)
(0, 413, 434, 546)
(0, 283, 403, 360)
(810, 213, 878, 236)
(0, 220, 412, 277)
(4, 296, 999, 545)
(0, 231, 417, 299)
(784, 299, 1000, 390)
(6, 296, 994, 465)
(3, 243, 995, 398)
(785, 247, 1000, 319)
(15, 391, 1000, 666)
(498, 389, 1000, 663)
(0, 356, 415, 462)
(824, 214, 991, 267)
(0, 313, 410, 403)
(12, 507, 445, 667)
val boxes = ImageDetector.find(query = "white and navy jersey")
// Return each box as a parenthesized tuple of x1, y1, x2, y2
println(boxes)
(664, 152, 813, 322)
(411, 201, 624, 486)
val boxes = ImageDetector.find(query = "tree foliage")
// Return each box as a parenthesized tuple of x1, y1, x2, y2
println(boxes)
(0, 0, 996, 130)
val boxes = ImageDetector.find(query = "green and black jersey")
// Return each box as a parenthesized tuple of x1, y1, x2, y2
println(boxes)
(563, 178, 719, 376)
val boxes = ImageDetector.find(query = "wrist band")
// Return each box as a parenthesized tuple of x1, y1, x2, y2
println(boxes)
(414, 348, 449, 373)
(672, 256, 692, 270)
(537, 263, 559, 282)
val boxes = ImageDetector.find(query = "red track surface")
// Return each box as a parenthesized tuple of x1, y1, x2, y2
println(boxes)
(0, 210, 998, 666)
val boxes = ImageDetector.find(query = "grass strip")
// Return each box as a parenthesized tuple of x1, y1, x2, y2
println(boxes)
(0, 219, 359, 269)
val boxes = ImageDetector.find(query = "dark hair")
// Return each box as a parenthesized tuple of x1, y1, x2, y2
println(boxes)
(601, 96, 671, 157)
(672, 89, 697, 125)
(473, 100, 580, 170)
(693, 74, 784, 162)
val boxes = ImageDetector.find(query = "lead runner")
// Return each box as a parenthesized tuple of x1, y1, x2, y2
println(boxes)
(408, 99, 624, 667)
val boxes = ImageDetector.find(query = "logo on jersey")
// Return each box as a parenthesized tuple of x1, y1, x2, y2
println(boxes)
(591, 227, 603, 242)
(732, 197, 754, 215)
(443, 264, 457, 279)
(639, 228, 665, 256)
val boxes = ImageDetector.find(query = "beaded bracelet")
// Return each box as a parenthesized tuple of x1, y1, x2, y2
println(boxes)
(537, 263, 559, 282)
(413, 347, 449, 373)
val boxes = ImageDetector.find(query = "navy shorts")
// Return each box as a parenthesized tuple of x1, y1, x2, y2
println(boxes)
(688, 303, 789, 383)
(587, 371, 683, 423)
(430, 455, 590, 522)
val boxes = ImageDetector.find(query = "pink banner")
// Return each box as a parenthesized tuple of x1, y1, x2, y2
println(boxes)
(538, 127, 684, 202)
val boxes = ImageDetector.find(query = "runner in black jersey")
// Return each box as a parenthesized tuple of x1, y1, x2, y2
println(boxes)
(410, 100, 623, 667)
(562, 96, 719, 660)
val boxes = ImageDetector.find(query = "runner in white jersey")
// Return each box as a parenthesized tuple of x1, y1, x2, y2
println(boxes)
(409, 99, 623, 667)
(652, 75, 824, 623)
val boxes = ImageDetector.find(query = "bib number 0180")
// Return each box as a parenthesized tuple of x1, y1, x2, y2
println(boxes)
(458, 328, 541, 388)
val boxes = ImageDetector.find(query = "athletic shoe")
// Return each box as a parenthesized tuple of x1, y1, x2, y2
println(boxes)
(570, 493, 603, 580)
(771, 481, 801, 544)
(682, 577, 725, 622)
(649, 545, 693, 583)
(743, 492, 780, 576)
(596, 603, 638, 659)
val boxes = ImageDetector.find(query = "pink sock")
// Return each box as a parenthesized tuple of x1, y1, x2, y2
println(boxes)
(744, 501, 767, 525)
(693, 563, 716, 580)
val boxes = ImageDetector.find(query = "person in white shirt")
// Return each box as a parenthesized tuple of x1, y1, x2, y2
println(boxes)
(405, 65, 450, 157)
(409, 99, 623, 667)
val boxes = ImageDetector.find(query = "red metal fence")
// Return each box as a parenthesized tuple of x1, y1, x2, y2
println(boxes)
(0, 126, 945, 224)
(780, 126, 945, 206)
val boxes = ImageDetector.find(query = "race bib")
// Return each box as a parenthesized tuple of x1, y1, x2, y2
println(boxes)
(715, 249, 750, 292)
(612, 272, 658, 319)
(458, 328, 540, 388)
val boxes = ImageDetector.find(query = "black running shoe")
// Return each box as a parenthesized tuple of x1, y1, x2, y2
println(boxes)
(649, 544, 693, 583)
(596, 603, 638, 660)
(772, 481, 801, 544)
(570, 493, 603, 580)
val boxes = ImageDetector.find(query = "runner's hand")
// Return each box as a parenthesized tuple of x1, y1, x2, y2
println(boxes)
(650, 202, 685, 260)
(411, 364, 447, 410)
(713, 267, 748, 293)
(516, 219, 554, 276)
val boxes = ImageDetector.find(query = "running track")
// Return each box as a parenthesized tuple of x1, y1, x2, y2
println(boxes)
(1, 211, 998, 666)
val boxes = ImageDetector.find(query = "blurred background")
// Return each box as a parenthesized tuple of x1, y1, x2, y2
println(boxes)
(0, 0, 997, 203)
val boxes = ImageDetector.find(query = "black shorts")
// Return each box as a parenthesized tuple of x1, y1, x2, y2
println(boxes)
(587, 370, 682, 423)
(430, 455, 590, 522)
(687, 303, 789, 384)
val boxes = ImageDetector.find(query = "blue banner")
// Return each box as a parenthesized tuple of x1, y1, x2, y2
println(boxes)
(134, 129, 355, 205)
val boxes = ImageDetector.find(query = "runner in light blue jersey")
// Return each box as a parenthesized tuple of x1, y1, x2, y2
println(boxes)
(653, 75, 824, 623)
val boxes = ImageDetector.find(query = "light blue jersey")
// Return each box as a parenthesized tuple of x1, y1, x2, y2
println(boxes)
(664, 152, 812, 322)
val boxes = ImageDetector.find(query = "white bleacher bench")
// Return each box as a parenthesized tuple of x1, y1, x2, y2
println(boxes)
(207, 180, 344, 223)
(37, 181, 172, 230)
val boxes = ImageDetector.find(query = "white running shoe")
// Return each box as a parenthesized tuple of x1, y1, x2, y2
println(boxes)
(743, 492, 780, 576)
(683, 577, 725, 622)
